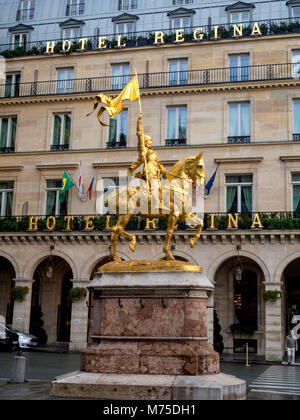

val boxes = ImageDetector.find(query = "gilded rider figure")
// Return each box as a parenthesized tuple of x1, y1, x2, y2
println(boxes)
(129, 113, 167, 183)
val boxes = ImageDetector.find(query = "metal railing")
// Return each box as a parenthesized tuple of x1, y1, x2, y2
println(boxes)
(165, 138, 187, 146)
(228, 136, 251, 144)
(0, 212, 299, 232)
(293, 133, 300, 141)
(2, 16, 300, 57)
(50, 144, 70, 151)
(0, 62, 298, 99)
(106, 141, 127, 149)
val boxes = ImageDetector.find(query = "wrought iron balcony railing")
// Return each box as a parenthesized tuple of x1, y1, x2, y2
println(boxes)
(293, 133, 300, 141)
(0, 212, 300, 233)
(228, 136, 251, 144)
(0, 62, 298, 100)
(0, 146, 15, 153)
(2, 16, 300, 58)
(106, 141, 127, 149)
(165, 138, 187, 146)
(50, 144, 70, 151)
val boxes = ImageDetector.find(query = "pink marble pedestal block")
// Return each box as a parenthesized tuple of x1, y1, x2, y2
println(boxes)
(81, 270, 219, 376)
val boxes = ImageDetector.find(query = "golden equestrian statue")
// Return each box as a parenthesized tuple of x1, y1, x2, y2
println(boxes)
(87, 76, 205, 262)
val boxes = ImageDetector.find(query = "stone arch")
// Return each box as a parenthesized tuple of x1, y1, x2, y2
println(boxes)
(208, 249, 271, 286)
(274, 252, 300, 284)
(81, 251, 131, 281)
(154, 251, 199, 265)
(24, 249, 78, 280)
(0, 251, 20, 279)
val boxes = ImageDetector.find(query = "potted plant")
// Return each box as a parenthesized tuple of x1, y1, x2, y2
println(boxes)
(12, 286, 29, 302)
(68, 287, 87, 303)
(263, 290, 281, 304)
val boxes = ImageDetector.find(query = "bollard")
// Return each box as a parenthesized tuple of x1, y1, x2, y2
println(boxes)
(9, 351, 26, 383)
(245, 342, 251, 367)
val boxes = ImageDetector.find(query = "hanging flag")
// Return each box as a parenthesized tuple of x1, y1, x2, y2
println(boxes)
(86, 76, 140, 126)
(87, 176, 95, 200)
(78, 162, 83, 195)
(204, 163, 220, 199)
(59, 170, 75, 203)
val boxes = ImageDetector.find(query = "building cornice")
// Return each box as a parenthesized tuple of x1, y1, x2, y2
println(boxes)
(36, 164, 79, 170)
(0, 230, 298, 246)
(215, 157, 263, 164)
(0, 165, 24, 171)
(280, 156, 300, 162)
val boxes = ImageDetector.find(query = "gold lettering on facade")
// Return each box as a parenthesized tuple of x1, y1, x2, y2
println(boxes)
(28, 216, 39, 231)
(105, 215, 115, 230)
(213, 26, 220, 39)
(46, 216, 56, 231)
(227, 213, 239, 229)
(251, 213, 263, 229)
(193, 28, 205, 41)
(64, 216, 74, 231)
(117, 35, 126, 48)
(251, 22, 262, 36)
(145, 218, 157, 230)
(62, 40, 71, 52)
(154, 31, 165, 44)
(98, 36, 107, 49)
(46, 41, 55, 54)
(233, 24, 243, 37)
(175, 29, 185, 43)
(209, 213, 216, 229)
(79, 38, 88, 50)
(85, 216, 95, 230)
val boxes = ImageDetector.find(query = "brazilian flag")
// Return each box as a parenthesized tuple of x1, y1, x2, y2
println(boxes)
(59, 170, 75, 203)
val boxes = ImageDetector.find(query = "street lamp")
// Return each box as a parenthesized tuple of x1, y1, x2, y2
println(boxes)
(46, 245, 55, 279)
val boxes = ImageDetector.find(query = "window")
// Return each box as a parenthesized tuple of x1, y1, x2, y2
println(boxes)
(172, 16, 191, 29)
(17, 0, 35, 21)
(108, 110, 128, 148)
(63, 27, 80, 40)
(118, 0, 137, 11)
(56, 68, 74, 94)
(0, 117, 17, 152)
(292, 6, 300, 21)
(166, 106, 187, 145)
(0, 182, 14, 216)
(116, 22, 135, 37)
(228, 102, 250, 143)
(229, 54, 249, 82)
(102, 177, 127, 214)
(45, 180, 68, 216)
(168, 59, 188, 86)
(66, 0, 85, 16)
(226, 174, 253, 213)
(52, 114, 71, 150)
(12, 33, 27, 49)
(5, 73, 21, 98)
(173, 0, 193, 4)
(111, 63, 130, 90)
(293, 100, 300, 140)
(292, 51, 300, 78)
(230, 11, 250, 25)
(292, 173, 300, 213)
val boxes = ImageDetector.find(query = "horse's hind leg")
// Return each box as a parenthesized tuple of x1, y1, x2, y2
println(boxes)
(110, 214, 136, 261)
(188, 215, 204, 248)
(163, 215, 178, 260)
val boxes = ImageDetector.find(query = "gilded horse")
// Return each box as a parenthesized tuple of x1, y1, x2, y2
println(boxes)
(105, 152, 205, 261)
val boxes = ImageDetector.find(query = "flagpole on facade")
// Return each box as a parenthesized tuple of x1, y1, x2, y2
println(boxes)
(135, 70, 150, 193)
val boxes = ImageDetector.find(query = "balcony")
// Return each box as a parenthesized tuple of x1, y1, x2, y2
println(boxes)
(165, 138, 187, 146)
(293, 133, 300, 141)
(2, 16, 300, 58)
(228, 136, 251, 144)
(0, 147, 15, 153)
(0, 62, 298, 100)
(50, 144, 70, 151)
(106, 141, 127, 149)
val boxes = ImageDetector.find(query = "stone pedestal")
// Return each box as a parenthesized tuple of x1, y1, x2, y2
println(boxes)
(51, 261, 246, 400)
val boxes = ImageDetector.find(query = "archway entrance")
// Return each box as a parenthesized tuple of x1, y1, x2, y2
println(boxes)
(30, 256, 73, 345)
(214, 256, 265, 358)
(0, 257, 15, 325)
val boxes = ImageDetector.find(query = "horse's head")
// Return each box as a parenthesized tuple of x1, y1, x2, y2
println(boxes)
(184, 152, 205, 188)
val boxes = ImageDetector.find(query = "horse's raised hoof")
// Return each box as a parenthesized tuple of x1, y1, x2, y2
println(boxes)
(129, 236, 136, 252)
(165, 253, 176, 261)
(113, 255, 122, 262)
(190, 238, 195, 248)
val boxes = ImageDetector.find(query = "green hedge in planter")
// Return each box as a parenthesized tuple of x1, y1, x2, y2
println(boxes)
(12, 286, 29, 302)
(68, 287, 87, 303)
(263, 290, 281, 303)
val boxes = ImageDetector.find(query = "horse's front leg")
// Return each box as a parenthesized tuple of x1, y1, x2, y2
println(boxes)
(111, 214, 136, 262)
(163, 215, 179, 260)
(188, 214, 204, 248)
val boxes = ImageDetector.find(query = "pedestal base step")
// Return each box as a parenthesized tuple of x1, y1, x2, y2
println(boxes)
(50, 371, 246, 400)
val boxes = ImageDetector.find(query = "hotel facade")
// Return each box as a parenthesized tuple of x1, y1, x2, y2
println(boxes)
(0, 0, 300, 361)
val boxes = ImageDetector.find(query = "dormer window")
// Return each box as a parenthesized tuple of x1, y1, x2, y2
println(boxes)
(225, 2, 255, 25)
(167, 7, 195, 29)
(16, 0, 35, 21)
(118, 0, 137, 11)
(112, 13, 139, 37)
(59, 18, 85, 40)
(66, 0, 85, 16)
(287, 1, 300, 21)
